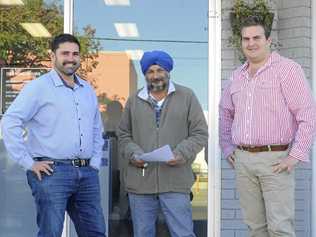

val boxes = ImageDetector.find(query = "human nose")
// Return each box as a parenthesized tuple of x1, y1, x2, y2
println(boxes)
(248, 38, 256, 46)
(67, 53, 79, 62)
(153, 71, 162, 79)
(68, 54, 77, 61)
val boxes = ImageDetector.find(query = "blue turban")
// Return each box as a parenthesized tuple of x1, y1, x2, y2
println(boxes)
(140, 50, 173, 75)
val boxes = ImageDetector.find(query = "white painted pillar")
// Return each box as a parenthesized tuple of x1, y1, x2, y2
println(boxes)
(207, 0, 221, 236)
(63, 0, 74, 34)
(311, 0, 316, 236)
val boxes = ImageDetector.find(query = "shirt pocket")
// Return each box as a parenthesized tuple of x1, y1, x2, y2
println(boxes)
(257, 80, 285, 111)
(230, 82, 244, 107)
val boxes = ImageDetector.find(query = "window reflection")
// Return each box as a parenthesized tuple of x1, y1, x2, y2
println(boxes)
(74, 1, 209, 236)
(0, 1, 63, 236)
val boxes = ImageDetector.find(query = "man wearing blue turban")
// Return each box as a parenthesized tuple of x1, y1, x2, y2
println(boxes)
(118, 50, 208, 237)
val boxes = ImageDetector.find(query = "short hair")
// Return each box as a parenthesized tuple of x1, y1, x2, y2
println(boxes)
(240, 15, 272, 39)
(51, 33, 81, 52)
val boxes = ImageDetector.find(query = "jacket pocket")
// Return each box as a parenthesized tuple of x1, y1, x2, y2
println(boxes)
(165, 165, 194, 192)
(125, 165, 142, 192)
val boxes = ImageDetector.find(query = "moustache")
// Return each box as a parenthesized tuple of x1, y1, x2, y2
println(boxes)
(148, 80, 168, 92)
(63, 61, 77, 66)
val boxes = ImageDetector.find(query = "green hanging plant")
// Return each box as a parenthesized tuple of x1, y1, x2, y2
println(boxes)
(229, 0, 277, 62)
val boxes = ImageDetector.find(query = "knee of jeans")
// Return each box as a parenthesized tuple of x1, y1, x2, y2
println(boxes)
(37, 214, 65, 237)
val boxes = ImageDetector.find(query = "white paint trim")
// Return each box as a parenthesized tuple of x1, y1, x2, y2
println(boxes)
(63, 0, 74, 34)
(207, 0, 222, 236)
(61, 214, 70, 237)
(312, 0, 316, 236)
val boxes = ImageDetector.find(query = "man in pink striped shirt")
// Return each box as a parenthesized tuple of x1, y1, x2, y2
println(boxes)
(219, 16, 316, 237)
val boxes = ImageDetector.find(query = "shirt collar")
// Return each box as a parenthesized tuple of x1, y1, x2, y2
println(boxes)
(240, 51, 282, 76)
(137, 81, 176, 101)
(49, 69, 84, 88)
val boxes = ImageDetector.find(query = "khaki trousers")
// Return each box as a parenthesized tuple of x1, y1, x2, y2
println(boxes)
(234, 149, 295, 237)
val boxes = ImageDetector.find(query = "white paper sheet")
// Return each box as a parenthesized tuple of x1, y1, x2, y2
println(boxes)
(138, 145, 174, 162)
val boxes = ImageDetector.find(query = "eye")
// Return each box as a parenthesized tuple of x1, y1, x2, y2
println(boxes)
(146, 70, 154, 75)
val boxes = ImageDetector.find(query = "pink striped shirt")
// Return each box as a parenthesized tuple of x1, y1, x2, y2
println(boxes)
(219, 52, 316, 162)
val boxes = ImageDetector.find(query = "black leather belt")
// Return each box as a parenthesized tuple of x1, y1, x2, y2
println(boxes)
(34, 157, 90, 167)
(237, 144, 289, 153)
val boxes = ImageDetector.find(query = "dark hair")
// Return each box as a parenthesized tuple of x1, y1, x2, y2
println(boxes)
(51, 33, 81, 52)
(240, 15, 271, 39)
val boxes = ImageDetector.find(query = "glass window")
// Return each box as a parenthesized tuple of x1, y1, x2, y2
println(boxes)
(0, 1, 63, 236)
(74, 1, 209, 236)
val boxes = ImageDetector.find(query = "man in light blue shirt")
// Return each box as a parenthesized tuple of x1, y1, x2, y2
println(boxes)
(1, 34, 106, 237)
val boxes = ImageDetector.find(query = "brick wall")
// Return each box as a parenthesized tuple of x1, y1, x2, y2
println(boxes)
(220, 0, 312, 236)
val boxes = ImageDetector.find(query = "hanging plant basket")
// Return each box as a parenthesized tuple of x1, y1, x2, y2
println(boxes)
(229, 0, 275, 62)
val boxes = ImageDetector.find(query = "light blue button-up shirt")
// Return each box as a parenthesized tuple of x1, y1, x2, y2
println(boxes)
(1, 69, 104, 170)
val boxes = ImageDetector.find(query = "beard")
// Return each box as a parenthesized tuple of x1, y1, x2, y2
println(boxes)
(146, 74, 170, 92)
(147, 80, 168, 92)
(55, 61, 80, 76)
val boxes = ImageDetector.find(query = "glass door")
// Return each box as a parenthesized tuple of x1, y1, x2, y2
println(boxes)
(0, 0, 64, 236)
(73, 1, 209, 236)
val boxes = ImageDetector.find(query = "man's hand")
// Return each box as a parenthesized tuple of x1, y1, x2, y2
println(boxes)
(272, 156, 299, 173)
(227, 153, 236, 169)
(31, 161, 54, 181)
(166, 154, 186, 166)
(130, 156, 146, 168)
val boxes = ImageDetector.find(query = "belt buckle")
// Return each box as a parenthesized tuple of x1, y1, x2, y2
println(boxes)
(72, 159, 80, 167)
(80, 159, 86, 166)
(267, 145, 272, 152)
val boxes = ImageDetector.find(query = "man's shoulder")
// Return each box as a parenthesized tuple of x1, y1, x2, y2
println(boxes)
(229, 64, 246, 81)
(173, 83, 194, 95)
(23, 70, 52, 89)
(76, 76, 90, 86)
(80, 78, 94, 90)
(124, 90, 141, 106)
(273, 52, 301, 70)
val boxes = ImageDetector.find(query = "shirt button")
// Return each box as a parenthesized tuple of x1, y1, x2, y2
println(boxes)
(80, 149, 82, 152)
(81, 134, 83, 136)
(249, 94, 251, 97)
(79, 118, 81, 120)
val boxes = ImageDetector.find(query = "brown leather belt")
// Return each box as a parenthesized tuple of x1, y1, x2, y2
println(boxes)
(237, 144, 289, 153)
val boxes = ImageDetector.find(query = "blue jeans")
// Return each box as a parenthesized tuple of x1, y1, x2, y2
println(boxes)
(27, 163, 106, 237)
(128, 192, 196, 237)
